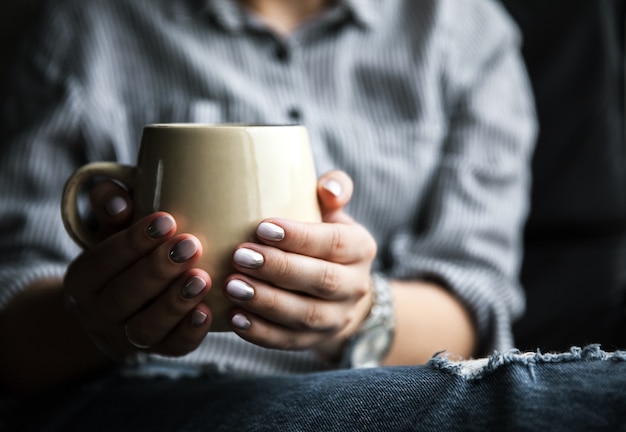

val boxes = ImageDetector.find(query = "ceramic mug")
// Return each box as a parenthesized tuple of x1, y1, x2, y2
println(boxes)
(61, 124, 321, 331)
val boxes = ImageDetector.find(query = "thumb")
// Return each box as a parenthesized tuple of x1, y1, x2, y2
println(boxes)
(317, 170, 354, 223)
(89, 179, 134, 240)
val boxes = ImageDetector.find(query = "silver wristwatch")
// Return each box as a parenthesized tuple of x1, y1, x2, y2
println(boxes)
(340, 273, 395, 368)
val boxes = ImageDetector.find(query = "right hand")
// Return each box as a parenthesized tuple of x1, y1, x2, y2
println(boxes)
(63, 180, 213, 360)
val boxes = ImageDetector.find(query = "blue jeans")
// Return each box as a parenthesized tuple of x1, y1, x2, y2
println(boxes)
(3, 345, 626, 431)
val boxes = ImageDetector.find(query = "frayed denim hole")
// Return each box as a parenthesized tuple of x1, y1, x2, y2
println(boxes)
(427, 345, 626, 381)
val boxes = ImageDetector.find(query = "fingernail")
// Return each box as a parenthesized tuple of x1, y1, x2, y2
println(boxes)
(170, 238, 198, 263)
(226, 279, 255, 301)
(105, 195, 127, 216)
(191, 309, 207, 327)
(182, 276, 206, 299)
(147, 215, 175, 239)
(257, 222, 285, 241)
(322, 179, 342, 197)
(231, 313, 251, 330)
(233, 248, 264, 268)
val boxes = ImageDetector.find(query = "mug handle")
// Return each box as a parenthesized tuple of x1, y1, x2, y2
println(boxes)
(61, 162, 136, 249)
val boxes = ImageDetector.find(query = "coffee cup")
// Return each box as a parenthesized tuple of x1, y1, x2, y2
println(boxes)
(61, 124, 321, 331)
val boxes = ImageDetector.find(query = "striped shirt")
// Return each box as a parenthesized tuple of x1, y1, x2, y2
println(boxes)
(0, 0, 536, 375)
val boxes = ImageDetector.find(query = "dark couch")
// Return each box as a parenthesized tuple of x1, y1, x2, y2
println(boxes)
(500, 0, 626, 351)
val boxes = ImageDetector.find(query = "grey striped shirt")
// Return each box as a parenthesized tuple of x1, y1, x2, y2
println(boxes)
(0, 0, 536, 375)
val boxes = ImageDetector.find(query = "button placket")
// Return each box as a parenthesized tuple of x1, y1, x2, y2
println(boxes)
(274, 42, 290, 63)
(287, 107, 302, 122)
(270, 38, 307, 124)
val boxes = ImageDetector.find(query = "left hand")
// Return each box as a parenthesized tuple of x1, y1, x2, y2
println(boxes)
(222, 170, 377, 363)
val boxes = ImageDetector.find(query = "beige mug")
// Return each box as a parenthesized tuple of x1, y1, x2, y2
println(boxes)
(61, 124, 321, 331)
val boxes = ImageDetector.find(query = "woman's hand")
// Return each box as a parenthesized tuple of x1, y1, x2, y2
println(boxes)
(63, 181, 212, 361)
(223, 170, 378, 363)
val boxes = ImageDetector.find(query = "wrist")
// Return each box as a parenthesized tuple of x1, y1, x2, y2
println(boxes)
(339, 272, 395, 369)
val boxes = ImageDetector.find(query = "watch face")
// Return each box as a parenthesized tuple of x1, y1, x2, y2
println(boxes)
(352, 327, 391, 368)
(346, 273, 394, 369)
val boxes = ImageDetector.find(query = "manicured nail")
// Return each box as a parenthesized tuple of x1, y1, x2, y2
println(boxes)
(105, 195, 127, 216)
(231, 313, 251, 330)
(170, 238, 198, 263)
(147, 215, 175, 238)
(191, 309, 208, 327)
(257, 222, 285, 241)
(233, 248, 264, 268)
(182, 276, 206, 299)
(322, 179, 342, 197)
(226, 279, 255, 300)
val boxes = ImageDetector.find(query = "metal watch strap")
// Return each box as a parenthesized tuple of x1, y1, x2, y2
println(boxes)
(340, 272, 395, 369)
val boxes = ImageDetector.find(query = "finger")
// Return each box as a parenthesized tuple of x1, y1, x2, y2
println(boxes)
(233, 245, 341, 298)
(98, 234, 203, 322)
(89, 179, 133, 238)
(224, 277, 346, 332)
(231, 245, 368, 300)
(65, 212, 177, 302)
(317, 170, 354, 224)
(254, 219, 377, 264)
(150, 302, 212, 356)
(123, 269, 211, 349)
(227, 308, 332, 352)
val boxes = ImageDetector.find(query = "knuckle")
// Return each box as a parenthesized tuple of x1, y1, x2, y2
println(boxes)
(265, 291, 283, 314)
(354, 277, 370, 298)
(273, 254, 294, 279)
(302, 303, 326, 330)
(295, 227, 315, 251)
(329, 226, 345, 254)
(275, 333, 300, 351)
(318, 265, 340, 297)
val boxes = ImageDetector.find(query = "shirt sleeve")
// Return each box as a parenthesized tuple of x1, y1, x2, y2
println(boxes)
(388, 0, 537, 354)
(0, 4, 84, 311)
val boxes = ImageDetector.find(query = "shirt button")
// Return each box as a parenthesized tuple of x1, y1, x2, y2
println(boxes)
(275, 44, 289, 62)
(287, 107, 302, 122)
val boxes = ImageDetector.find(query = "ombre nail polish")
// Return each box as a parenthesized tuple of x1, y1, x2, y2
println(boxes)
(231, 313, 251, 330)
(170, 238, 198, 263)
(182, 276, 206, 299)
(105, 195, 127, 216)
(233, 248, 264, 268)
(226, 279, 255, 301)
(191, 309, 208, 327)
(257, 222, 285, 241)
(147, 215, 175, 239)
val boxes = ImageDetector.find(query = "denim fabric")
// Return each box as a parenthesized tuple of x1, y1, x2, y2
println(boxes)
(4, 346, 626, 431)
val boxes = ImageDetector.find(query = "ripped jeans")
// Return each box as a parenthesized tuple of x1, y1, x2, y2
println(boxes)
(4, 345, 626, 431)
